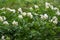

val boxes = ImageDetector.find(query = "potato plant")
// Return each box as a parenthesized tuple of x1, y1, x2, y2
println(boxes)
(0, 0, 60, 40)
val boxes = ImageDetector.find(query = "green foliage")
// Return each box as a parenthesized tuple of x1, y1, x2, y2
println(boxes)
(0, 0, 60, 40)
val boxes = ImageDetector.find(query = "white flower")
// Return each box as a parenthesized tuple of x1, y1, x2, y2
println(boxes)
(50, 16, 58, 24)
(2, 16, 6, 20)
(18, 15, 23, 19)
(53, 7, 59, 10)
(18, 8, 22, 13)
(0, 16, 4, 22)
(0, 7, 5, 10)
(3, 21, 9, 25)
(50, 5, 54, 10)
(53, 20, 58, 24)
(10, 9, 16, 13)
(50, 19, 53, 22)
(52, 16, 57, 20)
(45, 2, 55, 10)
(51, 16, 58, 22)
(27, 12, 33, 18)
(45, 2, 50, 8)
(6, 8, 11, 10)
(1, 35, 5, 40)
(21, 12, 26, 16)
(30, 15, 33, 18)
(6, 8, 12, 11)
(44, 14, 48, 19)
(34, 5, 39, 8)
(27, 12, 32, 16)
(40, 14, 48, 19)
(56, 10, 60, 15)
(6, 8, 16, 13)
(40, 14, 44, 19)
(12, 20, 18, 26)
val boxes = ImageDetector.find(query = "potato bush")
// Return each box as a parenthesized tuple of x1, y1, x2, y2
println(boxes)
(0, 0, 60, 40)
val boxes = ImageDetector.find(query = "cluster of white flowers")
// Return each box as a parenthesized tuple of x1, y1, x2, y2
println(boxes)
(45, 2, 54, 9)
(1, 35, 5, 40)
(0, 16, 7, 22)
(0, 16, 9, 25)
(18, 15, 23, 19)
(3, 21, 9, 25)
(0, 15, 19, 26)
(27, 12, 33, 18)
(34, 5, 39, 8)
(21, 12, 27, 16)
(50, 16, 58, 24)
(45, 2, 59, 10)
(0, 7, 5, 10)
(40, 14, 48, 19)
(45, 2, 60, 24)
(6, 8, 16, 13)
(0, 4, 59, 26)
(17, 8, 33, 19)
(0, 16, 4, 22)
(18, 8, 22, 13)
(45, 2, 60, 16)
(53, 7, 59, 10)
(3, 20, 19, 26)
(12, 20, 18, 26)
(18, 12, 33, 19)
(56, 10, 60, 15)
(45, 2, 50, 8)
(46, 2, 60, 16)
(0, 7, 16, 13)
(0, 7, 35, 26)
(2, 16, 6, 20)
